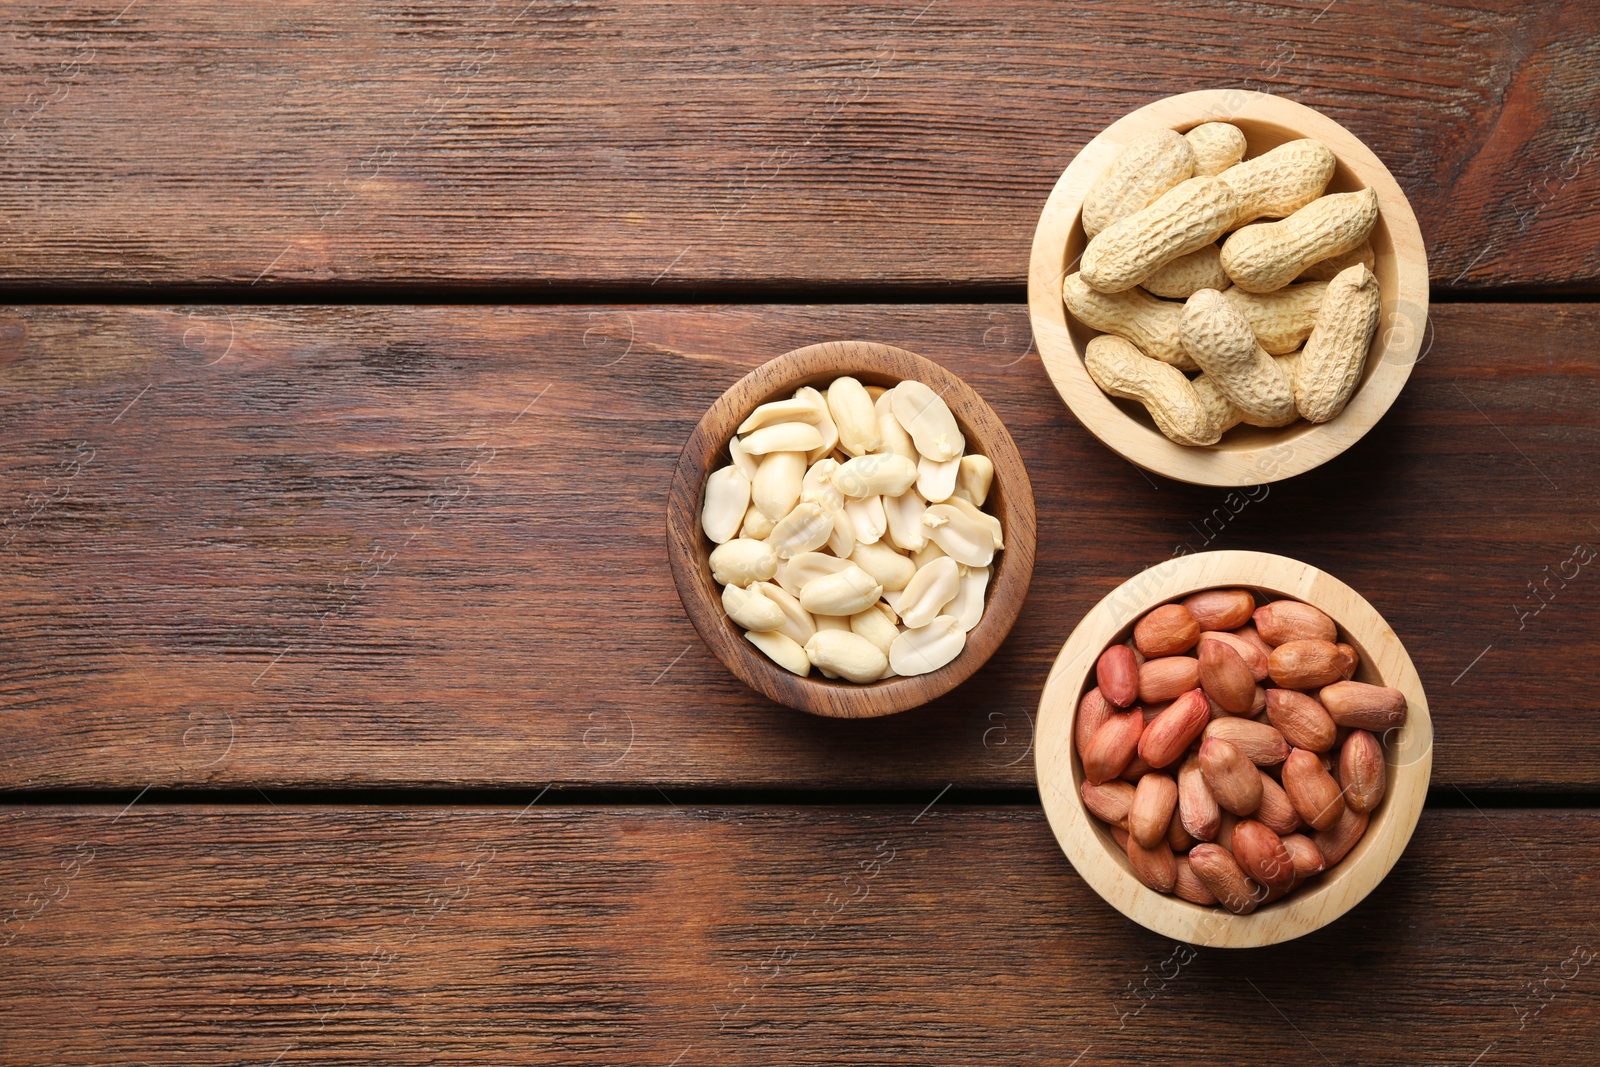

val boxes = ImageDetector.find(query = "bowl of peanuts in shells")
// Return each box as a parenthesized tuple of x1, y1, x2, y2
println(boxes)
(1028, 90, 1429, 487)
(1035, 550, 1432, 947)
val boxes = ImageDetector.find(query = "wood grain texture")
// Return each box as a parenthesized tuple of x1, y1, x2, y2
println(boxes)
(0, 303, 1596, 790)
(1, 804, 1597, 1063)
(1, 1, 1597, 291)
(666, 340, 1036, 717)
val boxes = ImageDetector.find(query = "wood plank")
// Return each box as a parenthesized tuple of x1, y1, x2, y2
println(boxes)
(1, 804, 1596, 1063)
(0, 303, 1596, 790)
(1, 1, 1596, 291)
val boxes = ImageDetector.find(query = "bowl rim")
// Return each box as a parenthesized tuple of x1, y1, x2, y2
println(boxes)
(1027, 89, 1430, 487)
(1034, 549, 1433, 947)
(666, 340, 1038, 718)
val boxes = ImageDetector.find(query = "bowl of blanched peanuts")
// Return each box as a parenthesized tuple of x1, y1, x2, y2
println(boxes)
(666, 340, 1037, 718)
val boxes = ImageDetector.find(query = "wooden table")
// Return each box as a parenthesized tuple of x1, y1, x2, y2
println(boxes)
(3, 3, 1597, 1062)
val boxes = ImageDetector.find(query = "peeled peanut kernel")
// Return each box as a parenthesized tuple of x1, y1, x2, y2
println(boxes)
(921, 504, 996, 567)
(768, 501, 834, 559)
(802, 458, 844, 509)
(834, 453, 918, 498)
(826, 377, 881, 457)
(752, 581, 814, 645)
(883, 489, 928, 552)
(752, 451, 804, 521)
(942, 495, 1003, 550)
(849, 604, 900, 654)
(953, 454, 993, 507)
(781, 551, 855, 594)
(889, 614, 966, 676)
(850, 540, 916, 592)
(701, 465, 750, 544)
(917, 454, 960, 503)
(708, 537, 777, 587)
(910, 539, 945, 571)
(798, 566, 883, 617)
(891, 380, 964, 462)
(874, 391, 919, 460)
(727, 435, 758, 479)
(740, 421, 825, 456)
(821, 499, 854, 558)
(947, 564, 990, 633)
(738, 398, 822, 434)
(843, 494, 886, 546)
(897, 555, 961, 629)
(745, 628, 811, 676)
(804, 629, 888, 683)
(792, 386, 839, 462)
(739, 504, 775, 540)
(723, 583, 785, 632)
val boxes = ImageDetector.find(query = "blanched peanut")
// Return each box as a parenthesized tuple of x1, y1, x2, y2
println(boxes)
(738, 398, 822, 434)
(826, 376, 880, 457)
(745, 629, 811, 676)
(804, 629, 888, 683)
(752, 581, 815, 645)
(834, 453, 917, 498)
(723, 583, 785, 631)
(701, 465, 750, 544)
(752, 451, 804, 521)
(921, 504, 996, 567)
(897, 555, 960, 629)
(953, 455, 993, 507)
(768, 501, 834, 559)
(843, 494, 887, 546)
(883, 489, 928, 552)
(891, 380, 964, 462)
(850, 540, 916, 592)
(708, 537, 777, 587)
(947, 564, 990, 633)
(798, 566, 883, 617)
(917, 455, 959, 503)
(740, 421, 824, 455)
(889, 615, 966, 676)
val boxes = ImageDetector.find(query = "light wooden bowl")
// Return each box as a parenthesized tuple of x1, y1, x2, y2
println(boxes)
(1028, 90, 1429, 487)
(1035, 550, 1432, 947)
(667, 341, 1037, 718)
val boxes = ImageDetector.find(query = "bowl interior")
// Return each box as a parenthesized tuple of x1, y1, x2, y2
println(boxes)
(668, 341, 1037, 718)
(1035, 549, 1432, 947)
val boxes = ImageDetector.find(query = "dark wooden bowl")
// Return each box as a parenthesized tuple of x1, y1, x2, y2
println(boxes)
(667, 340, 1037, 718)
